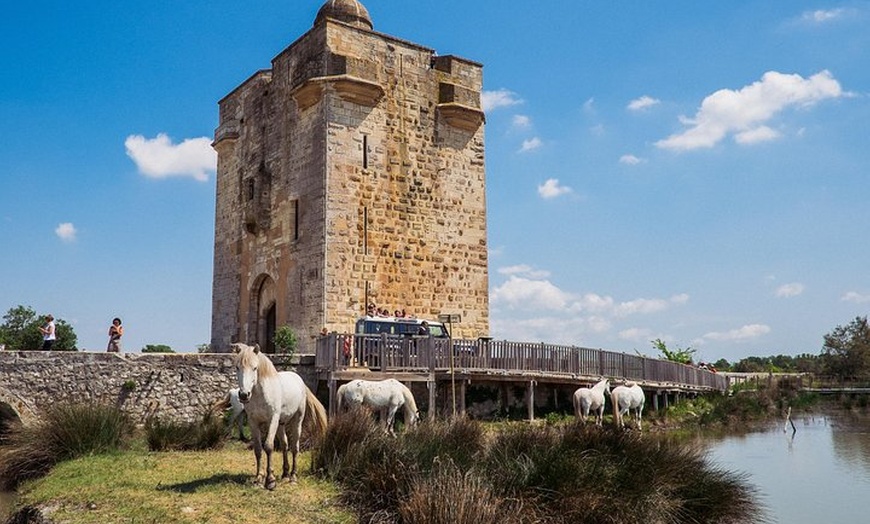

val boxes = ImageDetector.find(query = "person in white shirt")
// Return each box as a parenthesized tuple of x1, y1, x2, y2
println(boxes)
(39, 314, 56, 350)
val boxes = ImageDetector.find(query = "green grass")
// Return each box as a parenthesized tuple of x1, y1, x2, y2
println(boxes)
(14, 442, 353, 524)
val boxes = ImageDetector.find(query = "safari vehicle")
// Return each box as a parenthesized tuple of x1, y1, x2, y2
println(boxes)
(354, 316, 449, 368)
(355, 316, 450, 338)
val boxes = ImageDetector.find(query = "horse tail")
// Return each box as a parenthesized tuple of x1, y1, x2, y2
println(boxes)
(304, 387, 329, 439)
(401, 384, 419, 425)
(210, 391, 232, 416)
(611, 388, 621, 428)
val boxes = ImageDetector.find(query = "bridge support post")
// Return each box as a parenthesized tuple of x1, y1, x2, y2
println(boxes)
(428, 379, 436, 421)
(527, 380, 535, 421)
(459, 380, 467, 416)
(327, 373, 337, 418)
(652, 391, 659, 411)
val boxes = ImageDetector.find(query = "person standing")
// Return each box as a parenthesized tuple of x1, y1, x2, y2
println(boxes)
(39, 314, 56, 350)
(107, 317, 123, 353)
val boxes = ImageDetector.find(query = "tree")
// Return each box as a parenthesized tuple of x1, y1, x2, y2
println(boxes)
(274, 326, 298, 357)
(821, 316, 870, 380)
(652, 338, 696, 365)
(0, 305, 77, 351)
(142, 344, 175, 353)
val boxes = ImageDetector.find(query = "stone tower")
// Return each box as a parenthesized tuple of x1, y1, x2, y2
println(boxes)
(211, 0, 489, 352)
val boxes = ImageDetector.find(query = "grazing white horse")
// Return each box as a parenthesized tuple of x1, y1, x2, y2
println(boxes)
(232, 343, 328, 490)
(611, 382, 645, 430)
(573, 378, 610, 426)
(212, 388, 248, 441)
(336, 378, 419, 435)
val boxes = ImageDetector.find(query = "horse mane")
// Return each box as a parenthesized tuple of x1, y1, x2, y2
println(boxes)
(236, 343, 278, 379)
(400, 383, 419, 424)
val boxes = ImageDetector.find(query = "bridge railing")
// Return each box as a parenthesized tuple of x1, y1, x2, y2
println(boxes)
(315, 334, 728, 391)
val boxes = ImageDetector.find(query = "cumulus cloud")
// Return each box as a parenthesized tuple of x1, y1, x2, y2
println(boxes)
(512, 115, 531, 128)
(537, 178, 572, 199)
(627, 95, 661, 111)
(702, 324, 770, 342)
(619, 154, 645, 165)
(519, 137, 542, 153)
(655, 70, 843, 151)
(842, 291, 870, 303)
(125, 134, 217, 182)
(490, 275, 572, 311)
(775, 282, 805, 298)
(481, 89, 522, 112)
(55, 222, 77, 242)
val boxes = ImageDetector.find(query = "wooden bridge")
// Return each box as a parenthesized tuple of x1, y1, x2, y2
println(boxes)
(314, 334, 728, 420)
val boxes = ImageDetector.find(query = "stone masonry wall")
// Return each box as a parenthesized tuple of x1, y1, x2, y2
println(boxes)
(0, 352, 318, 425)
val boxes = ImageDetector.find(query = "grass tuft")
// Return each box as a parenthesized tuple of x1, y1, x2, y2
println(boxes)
(0, 403, 131, 490)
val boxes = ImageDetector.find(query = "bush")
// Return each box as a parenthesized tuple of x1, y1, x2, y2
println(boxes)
(144, 412, 226, 451)
(274, 325, 298, 356)
(0, 403, 131, 490)
(315, 416, 764, 523)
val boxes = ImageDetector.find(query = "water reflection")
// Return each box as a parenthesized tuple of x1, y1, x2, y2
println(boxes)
(703, 414, 870, 523)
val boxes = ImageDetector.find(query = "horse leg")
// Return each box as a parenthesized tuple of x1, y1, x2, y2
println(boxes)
(386, 405, 399, 436)
(285, 413, 303, 483)
(263, 415, 281, 490)
(250, 423, 265, 485)
(277, 424, 290, 481)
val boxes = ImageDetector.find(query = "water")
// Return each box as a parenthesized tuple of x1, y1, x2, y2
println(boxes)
(703, 414, 870, 523)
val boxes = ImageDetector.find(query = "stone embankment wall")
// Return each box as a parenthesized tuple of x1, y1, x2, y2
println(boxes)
(0, 351, 317, 425)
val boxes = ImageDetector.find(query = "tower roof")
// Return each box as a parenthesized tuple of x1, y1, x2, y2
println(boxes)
(314, 0, 373, 30)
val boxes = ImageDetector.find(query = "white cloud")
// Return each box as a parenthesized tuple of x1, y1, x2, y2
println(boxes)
(481, 89, 522, 112)
(490, 275, 572, 311)
(55, 222, 77, 242)
(125, 134, 216, 182)
(655, 70, 843, 151)
(619, 154, 645, 165)
(618, 327, 655, 342)
(497, 264, 551, 279)
(842, 291, 870, 303)
(702, 324, 770, 342)
(775, 282, 805, 298)
(627, 95, 661, 111)
(734, 125, 781, 145)
(537, 178, 572, 199)
(583, 98, 595, 114)
(512, 115, 531, 128)
(802, 8, 846, 24)
(519, 137, 542, 153)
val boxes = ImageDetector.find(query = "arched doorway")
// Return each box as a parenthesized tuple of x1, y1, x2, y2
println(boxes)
(252, 274, 277, 354)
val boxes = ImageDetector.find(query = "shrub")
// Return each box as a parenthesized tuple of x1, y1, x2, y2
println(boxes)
(145, 412, 226, 451)
(315, 416, 764, 523)
(274, 325, 298, 357)
(0, 403, 131, 490)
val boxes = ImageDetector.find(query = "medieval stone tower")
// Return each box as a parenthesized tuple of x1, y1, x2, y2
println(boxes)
(211, 0, 489, 352)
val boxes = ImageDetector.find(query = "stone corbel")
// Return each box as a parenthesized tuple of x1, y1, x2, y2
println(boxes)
(436, 102, 485, 132)
(292, 75, 384, 111)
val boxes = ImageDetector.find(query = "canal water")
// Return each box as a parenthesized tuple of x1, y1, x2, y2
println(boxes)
(702, 413, 870, 523)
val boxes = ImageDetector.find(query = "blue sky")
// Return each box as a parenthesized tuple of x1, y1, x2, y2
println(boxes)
(1, 1, 868, 363)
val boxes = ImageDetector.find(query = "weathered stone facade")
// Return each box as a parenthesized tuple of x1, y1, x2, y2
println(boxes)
(0, 351, 317, 425)
(211, 0, 489, 353)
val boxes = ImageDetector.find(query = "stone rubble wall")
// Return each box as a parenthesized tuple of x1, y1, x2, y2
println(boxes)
(0, 351, 318, 425)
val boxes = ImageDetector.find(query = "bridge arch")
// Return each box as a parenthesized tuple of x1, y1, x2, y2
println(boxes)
(0, 386, 35, 439)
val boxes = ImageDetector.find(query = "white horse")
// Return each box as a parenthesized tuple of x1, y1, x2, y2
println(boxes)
(212, 388, 248, 441)
(336, 378, 419, 435)
(611, 382, 645, 430)
(573, 378, 610, 426)
(232, 342, 328, 490)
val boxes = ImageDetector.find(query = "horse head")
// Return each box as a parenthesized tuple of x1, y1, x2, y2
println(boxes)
(232, 343, 262, 403)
